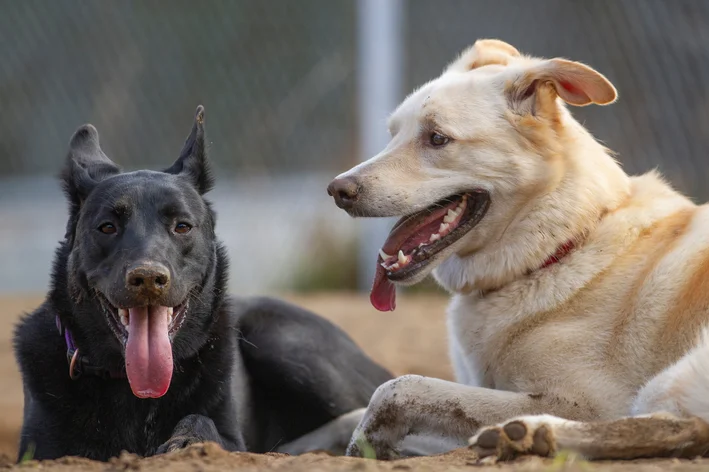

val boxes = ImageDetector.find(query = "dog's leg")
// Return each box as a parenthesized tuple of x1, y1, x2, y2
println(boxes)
(236, 297, 393, 454)
(156, 414, 246, 454)
(632, 327, 709, 421)
(470, 330, 709, 462)
(470, 413, 709, 461)
(277, 408, 367, 455)
(346, 375, 590, 460)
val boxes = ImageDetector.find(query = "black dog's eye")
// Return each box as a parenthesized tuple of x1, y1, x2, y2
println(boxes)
(98, 223, 117, 235)
(430, 132, 450, 147)
(174, 222, 192, 234)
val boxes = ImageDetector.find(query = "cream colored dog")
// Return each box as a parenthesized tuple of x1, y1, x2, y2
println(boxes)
(325, 39, 709, 461)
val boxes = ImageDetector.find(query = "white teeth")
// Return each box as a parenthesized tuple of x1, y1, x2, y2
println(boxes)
(379, 249, 392, 261)
(167, 307, 174, 325)
(390, 263, 400, 270)
(443, 209, 456, 223)
(119, 308, 129, 327)
(398, 250, 407, 265)
(439, 222, 450, 233)
(430, 233, 441, 242)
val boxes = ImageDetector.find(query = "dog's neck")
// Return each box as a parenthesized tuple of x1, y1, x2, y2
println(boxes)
(434, 112, 631, 295)
(55, 315, 127, 380)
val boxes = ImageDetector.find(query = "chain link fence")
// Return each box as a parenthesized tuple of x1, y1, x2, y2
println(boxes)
(407, 0, 709, 201)
(1, 0, 709, 293)
(0, 0, 358, 176)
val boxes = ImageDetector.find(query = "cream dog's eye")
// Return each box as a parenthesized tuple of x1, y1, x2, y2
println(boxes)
(430, 132, 450, 147)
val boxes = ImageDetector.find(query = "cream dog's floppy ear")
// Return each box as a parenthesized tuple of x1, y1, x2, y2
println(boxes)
(508, 58, 617, 112)
(446, 39, 521, 73)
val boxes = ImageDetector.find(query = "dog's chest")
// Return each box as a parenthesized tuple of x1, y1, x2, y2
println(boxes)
(63, 384, 177, 456)
(446, 291, 600, 392)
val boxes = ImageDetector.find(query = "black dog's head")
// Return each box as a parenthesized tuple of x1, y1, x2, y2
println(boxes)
(53, 106, 227, 399)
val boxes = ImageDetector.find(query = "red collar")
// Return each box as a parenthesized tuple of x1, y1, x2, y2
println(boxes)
(539, 239, 576, 269)
(480, 238, 579, 298)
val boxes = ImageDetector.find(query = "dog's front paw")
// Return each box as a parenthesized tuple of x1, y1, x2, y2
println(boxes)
(469, 415, 563, 461)
(157, 414, 224, 455)
(343, 377, 423, 460)
(156, 435, 203, 455)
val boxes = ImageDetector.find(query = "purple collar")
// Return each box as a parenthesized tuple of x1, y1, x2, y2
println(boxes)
(56, 316, 127, 380)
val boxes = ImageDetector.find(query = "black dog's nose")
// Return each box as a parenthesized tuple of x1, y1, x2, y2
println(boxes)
(327, 177, 359, 209)
(126, 263, 171, 297)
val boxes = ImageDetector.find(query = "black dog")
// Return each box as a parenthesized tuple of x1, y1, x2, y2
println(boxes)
(13, 106, 393, 461)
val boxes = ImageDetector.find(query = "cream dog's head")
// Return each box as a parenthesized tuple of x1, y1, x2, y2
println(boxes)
(328, 39, 621, 311)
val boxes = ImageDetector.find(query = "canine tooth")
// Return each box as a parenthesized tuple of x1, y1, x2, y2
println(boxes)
(430, 233, 441, 242)
(379, 249, 392, 261)
(439, 222, 450, 233)
(390, 263, 400, 270)
(119, 308, 129, 327)
(398, 250, 408, 265)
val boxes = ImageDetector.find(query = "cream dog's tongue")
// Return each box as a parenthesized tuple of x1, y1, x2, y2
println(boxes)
(125, 306, 173, 398)
(370, 264, 396, 312)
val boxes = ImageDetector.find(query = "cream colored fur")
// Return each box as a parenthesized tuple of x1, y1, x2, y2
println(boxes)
(333, 39, 709, 460)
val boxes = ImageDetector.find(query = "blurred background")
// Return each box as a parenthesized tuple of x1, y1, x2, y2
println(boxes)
(2, 0, 709, 296)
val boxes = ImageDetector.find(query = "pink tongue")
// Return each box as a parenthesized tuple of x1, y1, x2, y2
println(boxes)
(369, 199, 461, 312)
(125, 306, 173, 399)
(371, 265, 396, 312)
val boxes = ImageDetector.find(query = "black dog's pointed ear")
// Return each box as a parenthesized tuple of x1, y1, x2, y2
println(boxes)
(165, 105, 213, 194)
(60, 125, 120, 242)
(61, 124, 121, 204)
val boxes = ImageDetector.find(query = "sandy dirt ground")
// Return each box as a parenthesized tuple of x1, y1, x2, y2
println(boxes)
(1, 293, 709, 471)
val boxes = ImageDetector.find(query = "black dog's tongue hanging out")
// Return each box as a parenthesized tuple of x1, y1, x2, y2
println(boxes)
(124, 306, 173, 398)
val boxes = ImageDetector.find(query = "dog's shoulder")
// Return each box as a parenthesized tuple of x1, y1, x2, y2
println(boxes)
(14, 300, 69, 401)
(14, 301, 64, 371)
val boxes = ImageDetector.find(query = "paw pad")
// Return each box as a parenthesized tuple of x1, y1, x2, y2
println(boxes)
(476, 429, 501, 449)
(503, 421, 527, 441)
(470, 419, 554, 462)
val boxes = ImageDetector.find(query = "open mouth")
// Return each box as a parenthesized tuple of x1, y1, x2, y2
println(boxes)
(371, 190, 490, 312)
(97, 295, 188, 345)
(97, 294, 189, 399)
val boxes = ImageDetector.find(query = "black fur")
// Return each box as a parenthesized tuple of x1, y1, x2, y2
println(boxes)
(13, 106, 393, 461)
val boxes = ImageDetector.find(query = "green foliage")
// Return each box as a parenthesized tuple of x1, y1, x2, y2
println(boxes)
(544, 449, 593, 472)
(353, 432, 377, 460)
(19, 442, 36, 463)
